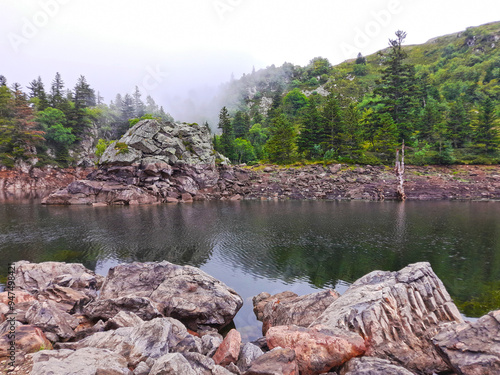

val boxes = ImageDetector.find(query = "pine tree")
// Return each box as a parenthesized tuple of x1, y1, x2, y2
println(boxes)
(342, 102, 363, 157)
(232, 110, 251, 138)
(74, 75, 96, 108)
(297, 96, 323, 156)
(375, 30, 418, 141)
(321, 93, 343, 152)
(50, 72, 66, 109)
(218, 106, 235, 161)
(265, 113, 296, 164)
(475, 97, 499, 152)
(374, 113, 399, 161)
(447, 98, 470, 148)
(27, 76, 49, 110)
(133, 86, 146, 118)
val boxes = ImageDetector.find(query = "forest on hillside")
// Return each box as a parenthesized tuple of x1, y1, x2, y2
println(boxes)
(0, 73, 173, 168)
(1, 22, 499, 168)
(214, 24, 500, 166)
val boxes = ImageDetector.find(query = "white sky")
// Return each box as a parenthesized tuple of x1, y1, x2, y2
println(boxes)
(1, 0, 499, 119)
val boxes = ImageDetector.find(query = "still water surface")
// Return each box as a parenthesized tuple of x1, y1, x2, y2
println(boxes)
(1, 197, 499, 340)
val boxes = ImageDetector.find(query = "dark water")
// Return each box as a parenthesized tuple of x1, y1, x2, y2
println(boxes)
(1, 196, 499, 340)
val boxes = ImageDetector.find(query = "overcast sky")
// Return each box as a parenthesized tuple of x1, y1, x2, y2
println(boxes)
(1, 0, 499, 121)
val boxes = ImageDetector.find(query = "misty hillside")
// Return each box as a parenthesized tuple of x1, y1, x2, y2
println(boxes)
(0, 22, 499, 168)
(212, 21, 500, 165)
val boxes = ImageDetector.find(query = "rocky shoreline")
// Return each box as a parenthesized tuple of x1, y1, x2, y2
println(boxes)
(1, 261, 499, 374)
(1, 119, 499, 204)
(1, 163, 499, 204)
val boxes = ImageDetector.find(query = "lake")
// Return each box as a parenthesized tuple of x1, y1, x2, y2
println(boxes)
(1, 196, 499, 341)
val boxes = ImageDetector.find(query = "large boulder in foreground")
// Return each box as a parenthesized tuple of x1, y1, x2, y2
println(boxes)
(253, 289, 339, 335)
(433, 309, 500, 374)
(85, 261, 243, 331)
(30, 347, 131, 375)
(266, 324, 366, 375)
(340, 357, 415, 375)
(63, 317, 199, 367)
(13, 261, 104, 300)
(311, 262, 463, 374)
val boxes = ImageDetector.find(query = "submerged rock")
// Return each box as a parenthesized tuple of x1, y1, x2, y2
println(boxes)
(433, 309, 500, 374)
(311, 262, 463, 374)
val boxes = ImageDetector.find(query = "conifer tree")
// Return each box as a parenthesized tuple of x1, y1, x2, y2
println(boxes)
(321, 93, 343, 152)
(375, 30, 418, 141)
(297, 96, 323, 156)
(233, 110, 251, 138)
(27, 76, 49, 110)
(265, 112, 296, 164)
(218, 106, 235, 161)
(447, 98, 470, 148)
(133, 86, 146, 118)
(50, 72, 66, 109)
(475, 97, 499, 152)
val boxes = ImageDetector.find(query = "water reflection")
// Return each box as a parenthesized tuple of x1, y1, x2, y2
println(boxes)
(1, 199, 500, 336)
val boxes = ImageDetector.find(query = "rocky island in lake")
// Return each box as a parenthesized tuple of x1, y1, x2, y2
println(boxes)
(1, 260, 499, 374)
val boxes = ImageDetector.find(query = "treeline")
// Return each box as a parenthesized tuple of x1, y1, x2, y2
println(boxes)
(214, 29, 500, 165)
(0, 73, 172, 167)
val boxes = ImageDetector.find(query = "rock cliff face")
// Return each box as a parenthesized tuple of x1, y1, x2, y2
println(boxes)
(42, 120, 225, 205)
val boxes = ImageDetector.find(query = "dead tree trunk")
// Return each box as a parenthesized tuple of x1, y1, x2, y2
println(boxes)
(395, 140, 406, 201)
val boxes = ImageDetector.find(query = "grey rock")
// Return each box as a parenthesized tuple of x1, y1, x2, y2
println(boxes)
(25, 300, 79, 341)
(340, 357, 415, 375)
(237, 343, 264, 372)
(73, 317, 199, 366)
(149, 353, 196, 375)
(43, 179, 160, 205)
(30, 347, 132, 375)
(84, 296, 163, 321)
(253, 289, 339, 334)
(97, 261, 243, 331)
(201, 332, 223, 357)
(433, 309, 500, 374)
(133, 361, 150, 375)
(100, 120, 216, 167)
(183, 352, 216, 374)
(311, 262, 463, 374)
(104, 310, 144, 330)
(243, 347, 299, 375)
(182, 352, 234, 375)
(13, 261, 103, 299)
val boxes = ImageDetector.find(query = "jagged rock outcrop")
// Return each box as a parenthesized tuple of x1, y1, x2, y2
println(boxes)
(42, 120, 226, 205)
(85, 261, 243, 332)
(253, 289, 339, 335)
(433, 309, 500, 374)
(311, 262, 464, 374)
